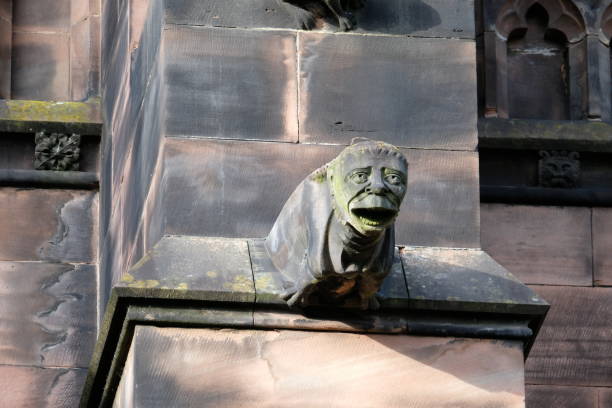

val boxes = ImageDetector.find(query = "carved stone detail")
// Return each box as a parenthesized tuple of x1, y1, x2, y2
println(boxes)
(34, 131, 81, 171)
(538, 150, 580, 188)
(601, 5, 612, 46)
(265, 138, 408, 310)
(277, 0, 365, 31)
(496, 0, 586, 43)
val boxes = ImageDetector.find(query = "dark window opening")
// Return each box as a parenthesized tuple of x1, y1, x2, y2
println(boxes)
(506, 4, 570, 120)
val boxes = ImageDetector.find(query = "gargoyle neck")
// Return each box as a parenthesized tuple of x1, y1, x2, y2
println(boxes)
(330, 212, 386, 256)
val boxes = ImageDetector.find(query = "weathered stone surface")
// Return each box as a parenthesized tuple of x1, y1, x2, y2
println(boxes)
(0, 365, 86, 407)
(13, 0, 70, 32)
(105, 62, 163, 288)
(0, 188, 97, 263)
(0, 133, 34, 169)
(299, 32, 477, 150)
(481, 204, 593, 286)
(118, 236, 255, 303)
(101, 0, 129, 121)
(71, 17, 93, 101)
(91, 0, 101, 15)
(12, 32, 71, 101)
(0, 262, 96, 368)
(163, 25, 298, 142)
(525, 385, 597, 408)
(72, 0, 90, 25)
(164, 0, 295, 29)
(164, 0, 476, 38)
(526, 286, 612, 387)
(593, 208, 612, 286)
(129, 0, 162, 112)
(0, 99, 102, 124)
(89, 15, 101, 97)
(0, 0, 10, 21)
(114, 326, 525, 407)
(163, 138, 480, 248)
(401, 246, 548, 314)
(479, 118, 612, 152)
(0, 8, 10, 99)
(600, 388, 612, 408)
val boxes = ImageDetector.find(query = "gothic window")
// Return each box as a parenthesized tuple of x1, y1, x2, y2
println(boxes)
(602, 5, 612, 45)
(506, 5, 570, 119)
(601, 5, 612, 122)
(493, 0, 586, 120)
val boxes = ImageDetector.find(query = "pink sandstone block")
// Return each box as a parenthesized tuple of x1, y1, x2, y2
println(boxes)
(114, 326, 526, 407)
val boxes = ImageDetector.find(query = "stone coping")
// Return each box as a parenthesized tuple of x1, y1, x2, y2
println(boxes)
(479, 118, 612, 152)
(0, 169, 99, 190)
(80, 235, 549, 407)
(0, 99, 102, 135)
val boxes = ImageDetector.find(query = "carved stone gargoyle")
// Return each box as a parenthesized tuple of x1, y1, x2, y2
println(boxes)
(265, 139, 408, 310)
(277, 0, 365, 31)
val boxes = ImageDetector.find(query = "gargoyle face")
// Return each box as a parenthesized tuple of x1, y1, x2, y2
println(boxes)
(329, 143, 408, 235)
(539, 151, 580, 188)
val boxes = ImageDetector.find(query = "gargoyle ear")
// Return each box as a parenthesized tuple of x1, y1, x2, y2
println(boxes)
(539, 150, 550, 159)
(569, 152, 580, 160)
(350, 137, 372, 145)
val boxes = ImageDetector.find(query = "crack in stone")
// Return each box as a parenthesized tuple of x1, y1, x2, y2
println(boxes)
(48, 367, 70, 390)
(48, 202, 70, 247)
(37, 293, 83, 318)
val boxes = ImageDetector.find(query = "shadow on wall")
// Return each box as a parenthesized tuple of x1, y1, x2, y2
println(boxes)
(358, 0, 441, 33)
(11, 42, 57, 101)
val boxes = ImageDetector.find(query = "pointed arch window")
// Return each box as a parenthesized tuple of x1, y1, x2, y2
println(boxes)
(600, 5, 612, 122)
(493, 0, 587, 120)
(602, 5, 612, 45)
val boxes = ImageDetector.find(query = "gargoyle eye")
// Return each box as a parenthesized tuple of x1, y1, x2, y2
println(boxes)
(350, 171, 369, 184)
(385, 173, 402, 185)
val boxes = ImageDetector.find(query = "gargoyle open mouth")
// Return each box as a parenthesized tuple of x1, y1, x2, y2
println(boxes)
(351, 207, 397, 227)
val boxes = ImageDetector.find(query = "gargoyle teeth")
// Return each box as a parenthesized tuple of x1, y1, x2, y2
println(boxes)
(352, 207, 396, 226)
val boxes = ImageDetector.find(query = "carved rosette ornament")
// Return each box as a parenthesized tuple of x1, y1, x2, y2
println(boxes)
(538, 150, 580, 188)
(34, 131, 81, 171)
(265, 138, 408, 310)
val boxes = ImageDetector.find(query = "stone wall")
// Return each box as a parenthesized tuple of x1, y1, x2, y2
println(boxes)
(7, 0, 100, 100)
(482, 204, 612, 407)
(0, 188, 98, 406)
(98, 0, 483, 308)
(0, 3, 102, 405)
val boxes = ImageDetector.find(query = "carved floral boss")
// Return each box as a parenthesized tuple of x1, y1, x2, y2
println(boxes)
(265, 139, 407, 310)
(34, 131, 81, 171)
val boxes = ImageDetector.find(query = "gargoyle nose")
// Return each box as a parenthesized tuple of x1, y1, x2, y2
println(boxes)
(365, 175, 387, 194)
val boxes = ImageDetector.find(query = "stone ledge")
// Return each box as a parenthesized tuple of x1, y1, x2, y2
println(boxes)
(0, 169, 99, 190)
(479, 118, 612, 152)
(0, 99, 102, 135)
(81, 235, 549, 407)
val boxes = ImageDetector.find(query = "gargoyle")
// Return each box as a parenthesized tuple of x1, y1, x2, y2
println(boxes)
(277, 0, 365, 31)
(265, 139, 408, 310)
(538, 150, 580, 188)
